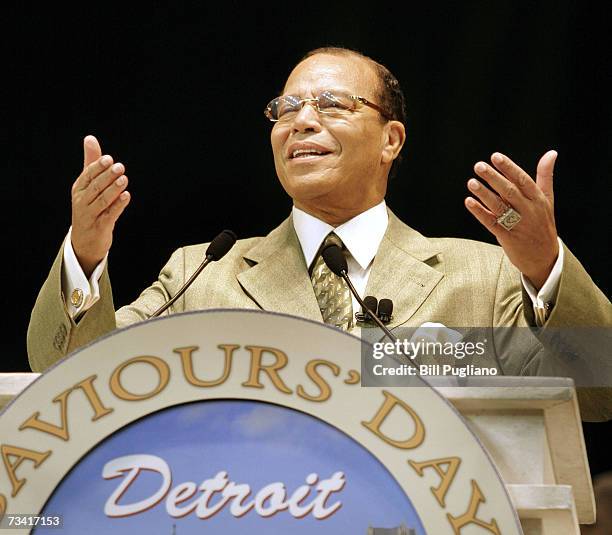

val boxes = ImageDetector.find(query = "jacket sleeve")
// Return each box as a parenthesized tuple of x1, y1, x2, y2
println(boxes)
(492, 242, 612, 422)
(27, 239, 185, 372)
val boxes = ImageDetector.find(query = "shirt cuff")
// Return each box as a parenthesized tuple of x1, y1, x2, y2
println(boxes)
(521, 237, 564, 325)
(62, 227, 108, 319)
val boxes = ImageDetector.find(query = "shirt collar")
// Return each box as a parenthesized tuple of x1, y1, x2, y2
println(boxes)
(292, 200, 389, 270)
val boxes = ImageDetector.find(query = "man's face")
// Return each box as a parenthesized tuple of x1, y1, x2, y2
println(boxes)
(270, 53, 394, 222)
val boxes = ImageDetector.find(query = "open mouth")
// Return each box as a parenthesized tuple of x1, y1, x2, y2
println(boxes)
(289, 148, 332, 160)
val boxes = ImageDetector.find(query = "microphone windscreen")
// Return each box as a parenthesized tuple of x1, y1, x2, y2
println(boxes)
(206, 230, 237, 261)
(378, 298, 394, 317)
(363, 295, 378, 313)
(322, 244, 348, 276)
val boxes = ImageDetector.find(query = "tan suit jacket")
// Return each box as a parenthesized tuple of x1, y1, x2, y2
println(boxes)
(27, 210, 612, 420)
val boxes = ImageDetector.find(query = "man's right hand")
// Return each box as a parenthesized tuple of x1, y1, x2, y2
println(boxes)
(71, 135, 131, 277)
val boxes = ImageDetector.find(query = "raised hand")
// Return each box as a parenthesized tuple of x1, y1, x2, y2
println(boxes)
(70, 135, 131, 277)
(464, 151, 559, 290)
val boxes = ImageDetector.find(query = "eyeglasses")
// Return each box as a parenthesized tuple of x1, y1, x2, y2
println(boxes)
(264, 89, 392, 122)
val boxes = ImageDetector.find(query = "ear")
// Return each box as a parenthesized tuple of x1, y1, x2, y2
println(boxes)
(381, 121, 406, 164)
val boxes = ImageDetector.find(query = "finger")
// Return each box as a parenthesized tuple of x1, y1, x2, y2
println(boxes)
(474, 161, 527, 209)
(91, 174, 129, 217)
(84, 162, 124, 205)
(467, 178, 509, 217)
(73, 154, 113, 193)
(490, 152, 539, 200)
(535, 150, 557, 201)
(100, 190, 131, 226)
(83, 135, 102, 169)
(464, 197, 503, 238)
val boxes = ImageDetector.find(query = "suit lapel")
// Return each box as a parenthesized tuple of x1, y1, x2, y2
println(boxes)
(236, 217, 323, 322)
(236, 209, 443, 327)
(365, 210, 444, 328)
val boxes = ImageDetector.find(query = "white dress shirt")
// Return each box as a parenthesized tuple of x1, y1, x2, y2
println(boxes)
(62, 227, 108, 317)
(62, 200, 564, 325)
(292, 201, 388, 314)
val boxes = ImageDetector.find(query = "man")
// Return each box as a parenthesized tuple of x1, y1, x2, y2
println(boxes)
(27, 47, 611, 419)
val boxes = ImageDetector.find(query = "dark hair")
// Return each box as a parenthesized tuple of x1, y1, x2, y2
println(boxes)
(300, 47, 406, 178)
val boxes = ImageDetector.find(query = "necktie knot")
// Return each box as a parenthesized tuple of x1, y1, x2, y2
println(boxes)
(322, 232, 345, 251)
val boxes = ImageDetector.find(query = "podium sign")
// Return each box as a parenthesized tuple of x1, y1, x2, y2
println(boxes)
(0, 310, 522, 533)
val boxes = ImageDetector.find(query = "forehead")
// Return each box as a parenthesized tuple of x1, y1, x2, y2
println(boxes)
(282, 54, 379, 99)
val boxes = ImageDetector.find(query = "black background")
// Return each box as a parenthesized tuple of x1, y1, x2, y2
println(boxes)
(6, 2, 611, 474)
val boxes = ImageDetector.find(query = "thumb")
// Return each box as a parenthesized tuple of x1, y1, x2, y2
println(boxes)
(83, 135, 102, 169)
(536, 149, 557, 201)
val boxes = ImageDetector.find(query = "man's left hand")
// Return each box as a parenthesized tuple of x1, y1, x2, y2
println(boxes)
(465, 151, 559, 290)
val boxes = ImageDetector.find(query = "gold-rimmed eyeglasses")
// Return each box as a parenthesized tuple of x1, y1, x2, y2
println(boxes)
(264, 89, 392, 122)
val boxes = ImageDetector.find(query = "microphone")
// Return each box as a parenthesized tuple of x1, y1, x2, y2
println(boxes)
(205, 229, 238, 260)
(355, 296, 378, 323)
(356, 296, 394, 324)
(151, 230, 237, 318)
(321, 244, 397, 343)
(378, 298, 394, 323)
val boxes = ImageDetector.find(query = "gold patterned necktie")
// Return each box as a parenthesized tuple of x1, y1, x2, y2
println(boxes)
(310, 232, 354, 331)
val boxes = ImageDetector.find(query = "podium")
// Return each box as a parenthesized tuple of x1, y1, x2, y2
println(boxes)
(437, 377, 594, 533)
(0, 310, 595, 534)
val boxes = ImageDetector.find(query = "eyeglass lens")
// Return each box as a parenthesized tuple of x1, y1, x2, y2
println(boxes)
(270, 91, 355, 121)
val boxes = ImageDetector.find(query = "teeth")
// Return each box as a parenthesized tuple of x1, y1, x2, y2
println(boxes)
(292, 148, 325, 158)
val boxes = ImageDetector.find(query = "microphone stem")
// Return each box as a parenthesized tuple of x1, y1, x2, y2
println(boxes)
(341, 271, 396, 343)
(342, 270, 419, 370)
(151, 255, 213, 318)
